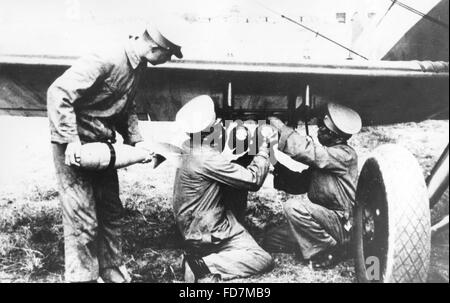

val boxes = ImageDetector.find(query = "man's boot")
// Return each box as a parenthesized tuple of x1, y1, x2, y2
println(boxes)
(182, 253, 221, 283)
(100, 265, 132, 283)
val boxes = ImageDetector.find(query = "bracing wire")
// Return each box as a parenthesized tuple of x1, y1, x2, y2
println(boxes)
(389, 0, 449, 29)
(247, 0, 369, 60)
(376, 0, 398, 27)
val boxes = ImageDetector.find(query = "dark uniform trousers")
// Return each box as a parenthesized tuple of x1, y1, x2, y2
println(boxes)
(182, 190, 272, 280)
(174, 144, 274, 280)
(263, 198, 349, 259)
(263, 124, 357, 260)
(186, 225, 274, 281)
(47, 42, 144, 282)
(52, 144, 126, 282)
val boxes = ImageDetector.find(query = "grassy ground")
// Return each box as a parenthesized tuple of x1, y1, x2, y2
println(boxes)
(0, 117, 448, 283)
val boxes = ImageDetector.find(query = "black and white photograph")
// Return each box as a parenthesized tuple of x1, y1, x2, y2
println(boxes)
(0, 0, 448, 286)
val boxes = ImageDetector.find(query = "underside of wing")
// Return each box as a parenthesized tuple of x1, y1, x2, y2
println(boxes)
(0, 59, 448, 125)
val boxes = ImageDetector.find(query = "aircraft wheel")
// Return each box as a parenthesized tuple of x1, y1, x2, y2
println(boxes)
(354, 144, 431, 282)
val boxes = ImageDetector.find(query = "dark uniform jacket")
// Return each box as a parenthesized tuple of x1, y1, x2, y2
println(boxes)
(275, 126, 358, 222)
(173, 141, 270, 244)
(47, 40, 144, 145)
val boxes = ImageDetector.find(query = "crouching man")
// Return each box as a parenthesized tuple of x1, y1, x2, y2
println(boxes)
(263, 103, 361, 268)
(47, 22, 183, 282)
(173, 96, 274, 282)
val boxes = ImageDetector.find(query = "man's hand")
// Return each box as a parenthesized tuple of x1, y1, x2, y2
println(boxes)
(134, 141, 155, 163)
(258, 124, 278, 154)
(268, 116, 286, 132)
(260, 124, 278, 146)
(65, 138, 82, 166)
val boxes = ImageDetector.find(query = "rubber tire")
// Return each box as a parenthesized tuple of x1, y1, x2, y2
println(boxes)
(354, 144, 431, 283)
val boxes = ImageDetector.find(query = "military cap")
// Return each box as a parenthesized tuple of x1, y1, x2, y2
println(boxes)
(176, 95, 216, 134)
(324, 103, 362, 136)
(145, 20, 183, 59)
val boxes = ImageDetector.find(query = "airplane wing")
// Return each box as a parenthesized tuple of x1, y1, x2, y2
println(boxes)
(0, 0, 448, 125)
(0, 57, 448, 125)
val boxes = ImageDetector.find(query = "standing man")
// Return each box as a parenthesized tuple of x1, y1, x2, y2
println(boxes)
(47, 23, 183, 283)
(263, 103, 362, 268)
(173, 96, 275, 282)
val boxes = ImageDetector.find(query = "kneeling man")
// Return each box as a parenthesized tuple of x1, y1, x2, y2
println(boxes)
(173, 96, 274, 282)
(263, 103, 361, 268)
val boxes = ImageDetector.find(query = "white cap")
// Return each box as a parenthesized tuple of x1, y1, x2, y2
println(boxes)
(176, 95, 217, 134)
(325, 103, 362, 136)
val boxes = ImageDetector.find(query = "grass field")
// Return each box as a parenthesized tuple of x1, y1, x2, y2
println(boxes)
(0, 117, 448, 283)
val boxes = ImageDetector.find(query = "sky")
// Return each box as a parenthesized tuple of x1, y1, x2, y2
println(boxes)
(1, 0, 442, 21)
(0, 0, 391, 22)
(0, 0, 443, 61)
